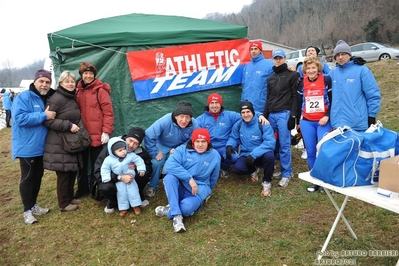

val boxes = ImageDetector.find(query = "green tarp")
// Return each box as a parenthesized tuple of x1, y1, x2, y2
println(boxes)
(47, 13, 248, 136)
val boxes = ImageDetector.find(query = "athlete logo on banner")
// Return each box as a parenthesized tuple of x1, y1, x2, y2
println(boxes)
(126, 39, 251, 101)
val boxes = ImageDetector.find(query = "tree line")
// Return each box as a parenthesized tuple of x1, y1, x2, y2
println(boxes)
(205, 0, 399, 55)
(0, 60, 44, 88)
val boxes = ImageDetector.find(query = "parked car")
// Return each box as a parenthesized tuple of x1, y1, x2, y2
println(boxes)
(350, 42, 399, 62)
(285, 49, 325, 69)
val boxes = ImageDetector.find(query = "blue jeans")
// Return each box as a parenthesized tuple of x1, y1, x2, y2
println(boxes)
(163, 174, 202, 219)
(268, 110, 292, 178)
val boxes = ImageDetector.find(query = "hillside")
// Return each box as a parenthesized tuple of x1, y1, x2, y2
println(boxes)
(206, 0, 399, 55)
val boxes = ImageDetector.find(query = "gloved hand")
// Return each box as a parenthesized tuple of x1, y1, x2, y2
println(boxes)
(245, 155, 255, 167)
(368, 117, 376, 127)
(101, 132, 110, 144)
(226, 146, 234, 160)
(287, 116, 296, 130)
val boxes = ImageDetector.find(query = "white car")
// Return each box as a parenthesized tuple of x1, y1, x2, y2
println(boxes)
(350, 42, 399, 62)
(285, 49, 326, 69)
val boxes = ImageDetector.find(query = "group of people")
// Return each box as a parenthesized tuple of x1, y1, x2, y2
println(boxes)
(242, 39, 380, 193)
(10, 38, 381, 233)
(11, 63, 114, 224)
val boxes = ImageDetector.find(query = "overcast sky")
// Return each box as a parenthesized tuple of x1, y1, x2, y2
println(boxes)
(0, 0, 253, 69)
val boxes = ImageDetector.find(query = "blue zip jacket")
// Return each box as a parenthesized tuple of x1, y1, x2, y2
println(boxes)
(11, 90, 50, 160)
(144, 113, 198, 158)
(196, 108, 241, 154)
(227, 114, 276, 158)
(241, 54, 274, 112)
(164, 143, 221, 201)
(328, 60, 381, 131)
(1, 92, 12, 110)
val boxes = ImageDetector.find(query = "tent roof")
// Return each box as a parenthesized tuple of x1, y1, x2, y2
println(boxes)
(47, 13, 248, 51)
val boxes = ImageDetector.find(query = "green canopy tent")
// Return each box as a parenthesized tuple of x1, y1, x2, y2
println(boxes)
(47, 13, 248, 135)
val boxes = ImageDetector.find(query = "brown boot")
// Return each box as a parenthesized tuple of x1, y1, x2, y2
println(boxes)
(133, 206, 141, 215)
(61, 204, 78, 212)
(119, 210, 128, 217)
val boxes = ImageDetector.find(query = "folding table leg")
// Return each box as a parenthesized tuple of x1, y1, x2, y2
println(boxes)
(317, 190, 357, 261)
(324, 188, 358, 239)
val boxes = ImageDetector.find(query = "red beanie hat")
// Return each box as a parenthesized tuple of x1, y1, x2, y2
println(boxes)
(207, 93, 223, 106)
(250, 40, 262, 50)
(192, 128, 211, 144)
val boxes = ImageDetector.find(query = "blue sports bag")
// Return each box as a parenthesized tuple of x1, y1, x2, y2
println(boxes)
(310, 121, 397, 187)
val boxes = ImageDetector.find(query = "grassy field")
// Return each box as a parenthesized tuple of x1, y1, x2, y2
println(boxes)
(0, 60, 398, 266)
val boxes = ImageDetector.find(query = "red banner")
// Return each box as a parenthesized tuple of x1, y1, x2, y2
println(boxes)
(126, 39, 250, 101)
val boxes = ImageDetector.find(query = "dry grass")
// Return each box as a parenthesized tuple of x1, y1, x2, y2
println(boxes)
(0, 60, 398, 266)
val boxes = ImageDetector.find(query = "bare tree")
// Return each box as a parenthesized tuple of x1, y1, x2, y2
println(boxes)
(209, 0, 399, 56)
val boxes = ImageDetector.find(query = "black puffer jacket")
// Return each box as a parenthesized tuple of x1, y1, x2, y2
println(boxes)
(43, 86, 82, 172)
(264, 63, 300, 118)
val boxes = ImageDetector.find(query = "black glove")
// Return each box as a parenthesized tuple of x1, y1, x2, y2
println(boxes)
(288, 116, 296, 130)
(226, 146, 234, 160)
(368, 116, 376, 127)
(245, 155, 255, 167)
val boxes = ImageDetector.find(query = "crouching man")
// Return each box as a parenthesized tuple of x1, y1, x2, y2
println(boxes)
(155, 128, 221, 233)
(226, 101, 276, 197)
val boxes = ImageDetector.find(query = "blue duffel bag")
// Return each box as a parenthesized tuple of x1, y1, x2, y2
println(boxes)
(310, 121, 397, 187)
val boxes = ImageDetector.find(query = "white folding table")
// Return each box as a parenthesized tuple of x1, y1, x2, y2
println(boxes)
(298, 172, 399, 262)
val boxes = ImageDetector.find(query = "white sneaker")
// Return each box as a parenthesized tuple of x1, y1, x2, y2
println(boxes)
(24, 210, 38, 224)
(261, 181, 272, 197)
(104, 206, 115, 214)
(278, 178, 290, 188)
(250, 168, 259, 183)
(220, 170, 229, 178)
(301, 149, 308, 159)
(31, 204, 50, 215)
(141, 199, 150, 207)
(155, 205, 170, 217)
(273, 171, 282, 178)
(172, 215, 186, 233)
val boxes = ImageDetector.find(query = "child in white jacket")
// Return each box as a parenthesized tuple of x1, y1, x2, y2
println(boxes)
(101, 137, 146, 216)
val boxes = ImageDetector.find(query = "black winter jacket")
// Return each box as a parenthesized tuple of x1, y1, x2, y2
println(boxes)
(43, 86, 82, 172)
(264, 63, 300, 118)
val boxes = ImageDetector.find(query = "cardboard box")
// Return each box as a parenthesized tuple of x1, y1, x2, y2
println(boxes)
(378, 155, 399, 196)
